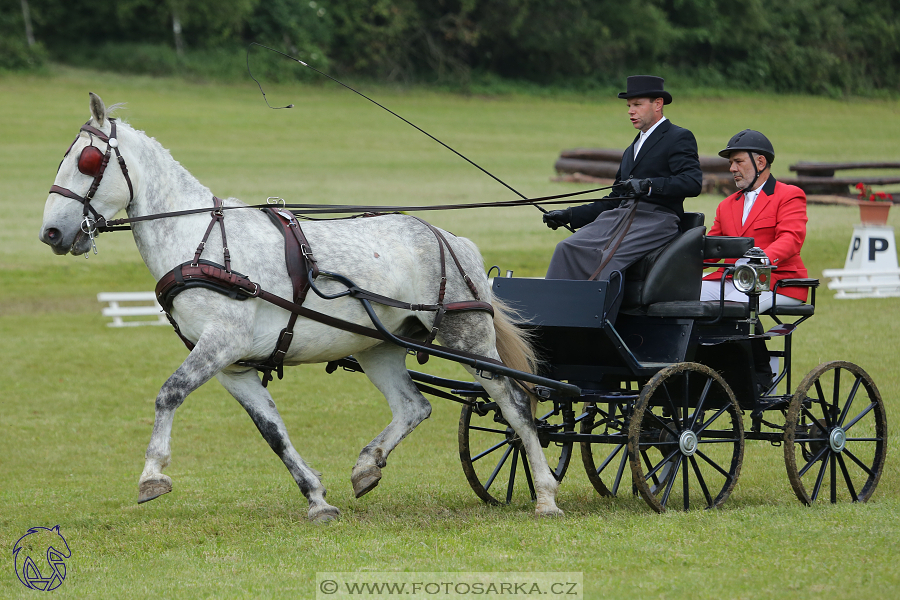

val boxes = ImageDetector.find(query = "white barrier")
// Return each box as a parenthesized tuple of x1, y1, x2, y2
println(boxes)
(823, 224, 900, 298)
(97, 292, 167, 327)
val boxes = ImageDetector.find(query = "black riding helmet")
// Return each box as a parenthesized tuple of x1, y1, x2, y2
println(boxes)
(719, 129, 775, 192)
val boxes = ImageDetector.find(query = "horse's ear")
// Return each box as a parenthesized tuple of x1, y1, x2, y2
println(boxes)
(89, 92, 106, 126)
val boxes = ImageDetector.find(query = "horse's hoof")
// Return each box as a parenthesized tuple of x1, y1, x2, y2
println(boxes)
(535, 505, 564, 518)
(138, 475, 172, 504)
(351, 465, 382, 498)
(309, 505, 341, 523)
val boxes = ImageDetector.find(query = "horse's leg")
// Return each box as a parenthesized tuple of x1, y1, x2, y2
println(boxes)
(215, 367, 340, 523)
(138, 334, 238, 504)
(440, 313, 563, 517)
(350, 343, 433, 498)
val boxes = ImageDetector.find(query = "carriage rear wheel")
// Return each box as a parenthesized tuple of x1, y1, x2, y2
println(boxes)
(459, 401, 573, 506)
(784, 361, 887, 504)
(628, 363, 744, 513)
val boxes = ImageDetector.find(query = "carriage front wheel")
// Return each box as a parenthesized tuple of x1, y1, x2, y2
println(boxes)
(628, 363, 744, 513)
(784, 361, 887, 504)
(459, 401, 573, 506)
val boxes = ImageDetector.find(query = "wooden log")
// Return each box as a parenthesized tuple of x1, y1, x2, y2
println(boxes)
(790, 161, 900, 175)
(554, 157, 620, 179)
(559, 148, 731, 172)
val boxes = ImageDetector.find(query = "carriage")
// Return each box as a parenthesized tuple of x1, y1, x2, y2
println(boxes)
(330, 211, 887, 512)
(42, 94, 886, 520)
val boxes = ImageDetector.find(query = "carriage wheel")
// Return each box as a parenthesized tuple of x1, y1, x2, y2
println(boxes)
(628, 363, 744, 513)
(784, 361, 887, 504)
(580, 401, 631, 497)
(459, 401, 573, 506)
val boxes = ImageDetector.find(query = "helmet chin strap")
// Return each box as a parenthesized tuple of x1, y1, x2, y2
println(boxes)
(743, 151, 762, 194)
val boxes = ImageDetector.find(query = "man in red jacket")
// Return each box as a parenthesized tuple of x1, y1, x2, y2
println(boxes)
(701, 130, 808, 312)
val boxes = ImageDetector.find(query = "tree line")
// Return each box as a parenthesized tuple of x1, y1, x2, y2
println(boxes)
(3, 0, 899, 95)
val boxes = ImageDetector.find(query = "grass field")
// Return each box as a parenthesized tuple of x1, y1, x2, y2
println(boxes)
(1, 66, 899, 599)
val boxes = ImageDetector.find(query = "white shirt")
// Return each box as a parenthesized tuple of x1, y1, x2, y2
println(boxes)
(634, 116, 667, 159)
(742, 187, 760, 225)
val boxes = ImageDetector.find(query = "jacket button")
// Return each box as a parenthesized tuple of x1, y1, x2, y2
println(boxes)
(628, 175, 634, 179)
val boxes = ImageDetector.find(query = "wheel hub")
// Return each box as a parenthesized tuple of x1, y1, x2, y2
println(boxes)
(829, 427, 846, 453)
(679, 430, 698, 456)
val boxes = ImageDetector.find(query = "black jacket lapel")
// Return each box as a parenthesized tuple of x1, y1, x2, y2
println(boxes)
(632, 119, 671, 170)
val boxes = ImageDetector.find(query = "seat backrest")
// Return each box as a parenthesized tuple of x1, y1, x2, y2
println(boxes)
(679, 211, 705, 232)
(622, 212, 706, 308)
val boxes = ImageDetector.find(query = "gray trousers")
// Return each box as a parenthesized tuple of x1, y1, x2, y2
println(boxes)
(546, 202, 680, 281)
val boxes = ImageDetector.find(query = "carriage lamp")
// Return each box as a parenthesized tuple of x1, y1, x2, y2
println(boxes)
(732, 247, 773, 294)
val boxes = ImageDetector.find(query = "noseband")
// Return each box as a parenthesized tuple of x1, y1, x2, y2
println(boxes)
(49, 118, 135, 240)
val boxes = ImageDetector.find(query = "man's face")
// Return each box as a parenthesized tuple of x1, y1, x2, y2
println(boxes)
(626, 97, 663, 132)
(728, 151, 768, 190)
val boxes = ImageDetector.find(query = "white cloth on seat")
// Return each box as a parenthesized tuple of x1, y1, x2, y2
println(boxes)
(700, 280, 803, 313)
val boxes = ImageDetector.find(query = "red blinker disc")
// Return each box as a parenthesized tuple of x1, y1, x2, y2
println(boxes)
(78, 146, 105, 177)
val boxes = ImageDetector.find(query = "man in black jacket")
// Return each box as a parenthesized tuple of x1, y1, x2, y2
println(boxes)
(544, 75, 703, 281)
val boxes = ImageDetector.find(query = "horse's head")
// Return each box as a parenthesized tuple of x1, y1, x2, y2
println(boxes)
(40, 93, 135, 256)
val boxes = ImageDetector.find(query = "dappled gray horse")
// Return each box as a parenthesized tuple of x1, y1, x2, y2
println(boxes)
(39, 93, 562, 521)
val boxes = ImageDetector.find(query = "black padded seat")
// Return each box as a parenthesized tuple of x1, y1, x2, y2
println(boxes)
(622, 224, 706, 308)
(643, 301, 749, 319)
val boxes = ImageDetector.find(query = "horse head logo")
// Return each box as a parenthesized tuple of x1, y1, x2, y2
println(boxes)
(12, 526, 71, 591)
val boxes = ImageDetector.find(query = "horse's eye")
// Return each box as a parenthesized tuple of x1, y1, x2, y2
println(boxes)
(78, 146, 105, 177)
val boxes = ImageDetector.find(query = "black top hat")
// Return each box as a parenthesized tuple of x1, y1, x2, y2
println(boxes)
(617, 75, 672, 105)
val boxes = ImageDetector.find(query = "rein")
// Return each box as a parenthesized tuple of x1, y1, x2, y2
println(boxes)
(92, 185, 614, 233)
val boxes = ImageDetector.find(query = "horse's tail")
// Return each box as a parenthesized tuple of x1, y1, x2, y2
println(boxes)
(491, 295, 540, 415)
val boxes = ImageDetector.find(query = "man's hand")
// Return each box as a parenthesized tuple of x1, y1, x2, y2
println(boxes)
(543, 208, 571, 230)
(613, 178, 651, 197)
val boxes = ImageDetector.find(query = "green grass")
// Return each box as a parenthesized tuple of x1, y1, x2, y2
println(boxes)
(1, 66, 899, 599)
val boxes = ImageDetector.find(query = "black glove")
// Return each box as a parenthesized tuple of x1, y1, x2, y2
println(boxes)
(543, 208, 571, 230)
(613, 178, 651, 198)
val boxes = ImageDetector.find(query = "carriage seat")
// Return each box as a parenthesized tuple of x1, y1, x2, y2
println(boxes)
(621, 212, 707, 309)
(620, 212, 760, 319)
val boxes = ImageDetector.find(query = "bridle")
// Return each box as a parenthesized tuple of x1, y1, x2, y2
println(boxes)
(49, 118, 135, 251)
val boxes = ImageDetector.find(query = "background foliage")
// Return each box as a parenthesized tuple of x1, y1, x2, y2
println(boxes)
(2, 0, 900, 95)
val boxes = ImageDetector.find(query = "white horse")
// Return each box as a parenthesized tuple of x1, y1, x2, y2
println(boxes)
(39, 93, 562, 521)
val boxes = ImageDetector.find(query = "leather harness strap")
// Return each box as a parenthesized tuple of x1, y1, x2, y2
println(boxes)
(154, 205, 495, 386)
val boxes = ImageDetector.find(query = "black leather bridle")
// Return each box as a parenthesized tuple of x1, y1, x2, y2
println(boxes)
(49, 118, 135, 241)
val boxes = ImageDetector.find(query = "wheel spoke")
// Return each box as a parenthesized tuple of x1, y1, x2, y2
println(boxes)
(843, 402, 876, 432)
(595, 444, 625, 475)
(521, 451, 538, 500)
(689, 377, 714, 430)
(682, 371, 690, 424)
(660, 455, 683, 507)
(836, 454, 859, 502)
(641, 450, 662, 487)
(830, 452, 837, 503)
(660, 381, 683, 431)
(831, 368, 841, 425)
(813, 379, 833, 428)
(798, 444, 829, 478)
(505, 447, 520, 504)
(472, 439, 510, 463)
(695, 448, 733, 480)
(683, 454, 690, 511)
(646, 410, 681, 440)
(469, 425, 510, 435)
(843, 447, 877, 478)
(644, 447, 681, 482)
(690, 456, 714, 507)
(612, 449, 628, 496)
(810, 452, 830, 501)
(837, 376, 863, 427)
(696, 404, 730, 435)
(483, 444, 514, 492)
